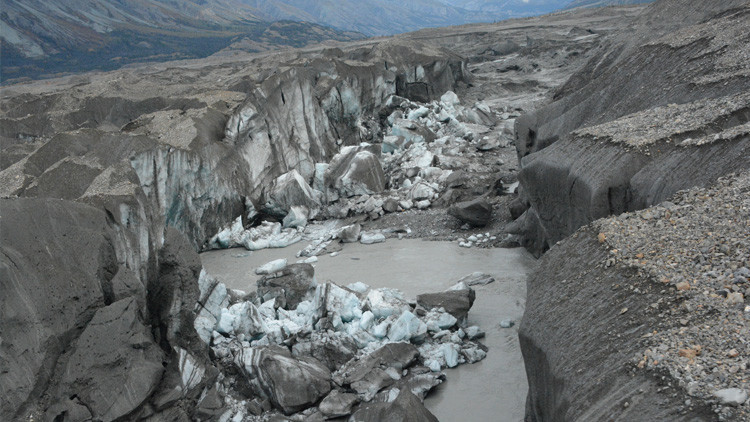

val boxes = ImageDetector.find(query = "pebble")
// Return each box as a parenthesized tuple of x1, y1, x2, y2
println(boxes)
(499, 319, 515, 328)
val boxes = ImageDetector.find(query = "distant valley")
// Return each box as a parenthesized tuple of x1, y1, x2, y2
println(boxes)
(1, 0, 654, 82)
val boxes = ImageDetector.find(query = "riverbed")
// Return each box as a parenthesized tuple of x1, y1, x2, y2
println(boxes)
(200, 238, 536, 421)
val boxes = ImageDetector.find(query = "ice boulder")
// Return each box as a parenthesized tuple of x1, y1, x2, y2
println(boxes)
(320, 283, 362, 322)
(388, 311, 427, 343)
(257, 264, 316, 310)
(365, 288, 410, 319)
(325, 145, 385, 198)
(282, 205, 308, 229)
(360, 232, 385, 245)
(264, 169, 320, 217)
(255, 258, 288, 275)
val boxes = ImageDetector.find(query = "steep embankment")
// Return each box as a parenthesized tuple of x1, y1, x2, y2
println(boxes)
(511, 0, 750, 255)
(514, 1, 750, 420)
(0, 40, 469, 420)
(521, 173, 750, 421)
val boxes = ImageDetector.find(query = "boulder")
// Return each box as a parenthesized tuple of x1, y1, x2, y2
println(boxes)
(338, 224, 362, 243)
(152, 228, 203, 349)
(1, 198, 118, 418)
(325, 145, 385, 198)
(334, 343, 419, 387)
(257, 264, 316, 310)
(448, 198, 492, 227)
(306, 332, 359, 372)
(265, 169, 320, 217)
(409, 181, 436, 202)
(234, 346, 331, 415)
(319, 390, 359, 418)
(348, 389, 438, 422)
(393, 368, 445, 400)
(383, 198, 400, 213)
(416, 284, 476, 322)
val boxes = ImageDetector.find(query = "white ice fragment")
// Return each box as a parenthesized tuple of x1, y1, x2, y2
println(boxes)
(216, 308, 237, 335)
(408, 106, 430, 120)
(366, 288, 409, 319)
(229, 302, 266, 339)
(325, 283, 362, 322)
(360, 232, 386, 245)
(255, 258, 288, 275)
(347, 281, 370, 294)
(388, 310, 423, 342)
(371, 319, 390, 339)
(442, 343, 460, 368)
(258, 299, 277, 322)
(427, 359, 442, 372)
(424, 309, 458, 331)
(441, 91, 460, 107)
(359, 311, 376, 331)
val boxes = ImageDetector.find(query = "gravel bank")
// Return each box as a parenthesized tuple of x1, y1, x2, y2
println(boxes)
(594, 172, 750, 420)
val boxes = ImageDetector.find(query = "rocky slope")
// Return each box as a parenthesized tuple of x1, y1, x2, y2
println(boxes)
(513, 0, 750, 420)
(521, 172, 750, 421)
(511, 0, 750, 255)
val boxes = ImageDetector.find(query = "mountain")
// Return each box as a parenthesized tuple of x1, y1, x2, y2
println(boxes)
(565, 0, 656, 9)
(239, 0, 572, 36)
(440, 0, 568, 15)
(0, 0, 363, 81)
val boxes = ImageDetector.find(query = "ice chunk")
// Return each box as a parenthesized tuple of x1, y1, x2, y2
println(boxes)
(255, 258, 288, 275)
(441, 91, 460, 107)
(347, 281, 370, 294)
(325, 283, 362, 322)
(229, 302, 265, 339)
(424, 309, 458, 332)
(359, 311, 376, 331)
(360, 232, 385, 245)
(371, 319, 391, 339)
(427, 359, 442, 372)
(407, 106, 430, 120)
(441, 343, 459, 368)
(365, 288, 409, 319)
(216, 308, 237, 335)
(388, 311, 425, 343)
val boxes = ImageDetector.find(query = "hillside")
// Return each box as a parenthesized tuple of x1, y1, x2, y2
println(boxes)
(0, 0, 363, 82)
(566, 0, 656, 8)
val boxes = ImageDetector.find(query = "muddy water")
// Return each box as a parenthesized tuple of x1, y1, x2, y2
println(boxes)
(200, 239, 536, 422)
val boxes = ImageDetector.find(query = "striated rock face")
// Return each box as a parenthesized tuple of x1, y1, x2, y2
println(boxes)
(50, 298, 164, 421)
(519, 226, 716, 422)
(511, 1, 750, 256)
(0, 198, 160, 420)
